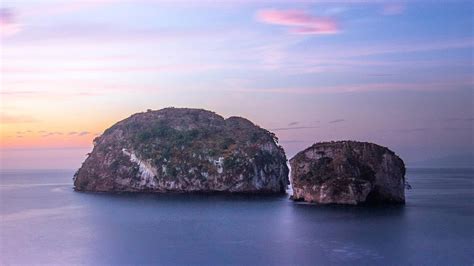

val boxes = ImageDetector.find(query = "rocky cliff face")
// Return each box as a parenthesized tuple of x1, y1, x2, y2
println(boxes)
(74, 108, 289, 193)
(290, 141, 406, 205)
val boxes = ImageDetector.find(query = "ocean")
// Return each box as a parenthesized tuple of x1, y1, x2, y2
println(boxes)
(0, 168, 472, 265)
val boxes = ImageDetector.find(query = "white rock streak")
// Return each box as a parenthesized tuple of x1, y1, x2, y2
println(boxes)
(214, 157, 224, 174)
(207, 156, 224, 174)
(122, 148, 158, 188)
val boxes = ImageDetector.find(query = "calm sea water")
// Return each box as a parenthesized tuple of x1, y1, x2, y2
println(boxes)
(1, 168, 473, 265)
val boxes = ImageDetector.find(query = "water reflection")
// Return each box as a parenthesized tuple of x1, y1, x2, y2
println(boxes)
(1, 169, 472, 265)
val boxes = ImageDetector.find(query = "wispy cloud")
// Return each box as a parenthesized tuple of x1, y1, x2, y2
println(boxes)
(0, 90, 40, 96)
(396, 128, 429, 133)
(329, 119, 345, 123)
(39, 130, 90, 137)
(23, 0, 117, 17)
(444, 117, 474, 122)
(229, 79, 473, 95)
(41, 132, 63, 137)
(340, 38, 474, 58)
(1, 0, 118, 39)
(0, 88, 106, 100)
(391, 126, 472, 134)
(0, 8, 21, 37)
(2, 64, 222, 74)
(269, 126, 319, 131)
(442, 127, 472, 131)
(278, 140, 307, 144)
(1, 112, 37, 124)
(256, 9, 340, 35)
(381, 3, 406, 16)
(16, 130, 32, 134)
(2, 20, 227, 45)
(288, 121, 299, 126)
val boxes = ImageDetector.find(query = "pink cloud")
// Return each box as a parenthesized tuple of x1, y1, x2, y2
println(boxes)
(256, 9, 339, 35)
(0, 8, 21, 37)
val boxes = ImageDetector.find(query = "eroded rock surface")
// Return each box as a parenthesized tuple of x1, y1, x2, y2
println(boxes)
(74, 108, 289, 193)
(290, 141, 406, 205)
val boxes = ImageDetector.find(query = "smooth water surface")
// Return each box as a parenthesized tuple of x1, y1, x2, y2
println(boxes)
(1, 169, 473, 265)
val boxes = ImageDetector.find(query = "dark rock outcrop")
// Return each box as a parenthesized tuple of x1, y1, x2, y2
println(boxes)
(290, 141, 406, 205)
(74, 108, 289, 193)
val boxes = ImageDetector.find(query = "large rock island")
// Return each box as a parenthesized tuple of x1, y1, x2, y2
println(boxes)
(74, 108, 289, 193)
(290, 141, 406, 205)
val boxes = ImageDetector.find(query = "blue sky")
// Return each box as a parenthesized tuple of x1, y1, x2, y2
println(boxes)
(1, 0, 473, 169)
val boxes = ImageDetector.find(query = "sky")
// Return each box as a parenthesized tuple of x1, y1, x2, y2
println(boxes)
(0, 0, 473, 169)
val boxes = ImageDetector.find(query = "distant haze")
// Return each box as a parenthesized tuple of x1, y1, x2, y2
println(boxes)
(408, 153, 474, 169)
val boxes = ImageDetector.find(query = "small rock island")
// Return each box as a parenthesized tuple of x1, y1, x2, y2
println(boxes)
(290, 141, 406, 205)
(74, 108, 289, 193)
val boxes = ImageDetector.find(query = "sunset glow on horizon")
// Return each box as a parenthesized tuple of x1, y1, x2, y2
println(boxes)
(1, 0, 473, 169)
